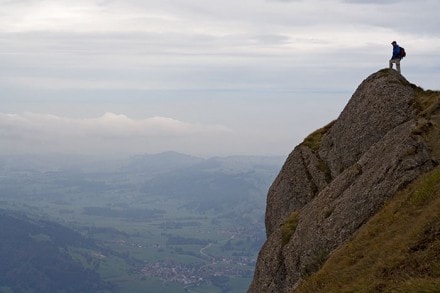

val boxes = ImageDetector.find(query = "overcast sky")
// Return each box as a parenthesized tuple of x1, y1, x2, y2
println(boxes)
(1, 0, 439, 157)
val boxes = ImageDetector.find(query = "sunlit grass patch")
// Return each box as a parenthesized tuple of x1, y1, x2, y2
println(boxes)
(409, 168, 440, 206)
(281, 211, 300, 246)
(302, 121, 335, 152)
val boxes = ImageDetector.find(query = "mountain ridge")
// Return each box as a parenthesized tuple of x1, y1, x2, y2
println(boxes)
(0, 210, 114, 292)
(249, 69, 440, 292)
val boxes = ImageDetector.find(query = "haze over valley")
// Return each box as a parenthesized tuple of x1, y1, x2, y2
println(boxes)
(0, 152, 283, 292)
(1, 0, 439, 292)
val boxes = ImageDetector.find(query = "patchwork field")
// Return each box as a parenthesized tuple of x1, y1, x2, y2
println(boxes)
(0, 153, 282, 292)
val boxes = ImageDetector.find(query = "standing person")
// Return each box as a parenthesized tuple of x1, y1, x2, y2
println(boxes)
(389, 41, 403, 73)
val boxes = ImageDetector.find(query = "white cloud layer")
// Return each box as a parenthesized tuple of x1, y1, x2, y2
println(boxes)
(0, 112, 234, 156)
(0, 0, 439, 156)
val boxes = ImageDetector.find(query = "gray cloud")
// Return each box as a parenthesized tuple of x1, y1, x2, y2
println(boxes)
(0, 0, 439, 156)
(342, 0, 406, 4)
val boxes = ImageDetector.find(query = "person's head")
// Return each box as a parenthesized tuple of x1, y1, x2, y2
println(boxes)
(391, 41, 397, 46)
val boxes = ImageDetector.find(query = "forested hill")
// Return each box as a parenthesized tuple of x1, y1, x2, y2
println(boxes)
(0, 210, 114, 292)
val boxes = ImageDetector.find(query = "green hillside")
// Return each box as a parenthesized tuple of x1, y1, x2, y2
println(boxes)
(0, 211, 114, 292)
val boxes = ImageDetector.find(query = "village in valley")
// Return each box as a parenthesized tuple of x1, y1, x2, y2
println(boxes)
(141, 255, 255, 287)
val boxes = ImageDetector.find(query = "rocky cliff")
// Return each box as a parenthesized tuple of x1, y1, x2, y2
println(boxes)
(249, 69, 440, 292)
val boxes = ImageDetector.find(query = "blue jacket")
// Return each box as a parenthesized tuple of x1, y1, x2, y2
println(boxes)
(392, 45, 401, 59)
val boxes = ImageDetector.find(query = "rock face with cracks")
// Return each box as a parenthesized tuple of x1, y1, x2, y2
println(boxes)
(249, 69, 438, 292)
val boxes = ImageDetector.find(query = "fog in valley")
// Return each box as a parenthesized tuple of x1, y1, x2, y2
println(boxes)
(0, 152, 283, 292)
(2, 0, 439, 291)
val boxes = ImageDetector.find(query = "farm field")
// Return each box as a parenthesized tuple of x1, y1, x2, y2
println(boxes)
(0, 152, 282, 292)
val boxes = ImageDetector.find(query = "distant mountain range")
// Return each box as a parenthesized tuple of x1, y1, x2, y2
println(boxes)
(0, 151, 284, 292)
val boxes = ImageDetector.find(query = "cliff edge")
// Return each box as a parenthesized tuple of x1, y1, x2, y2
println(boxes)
(249, 69, 440, 292)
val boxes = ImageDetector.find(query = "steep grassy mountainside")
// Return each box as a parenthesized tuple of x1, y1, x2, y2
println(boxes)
(296, 166, 440, 292)
(0, 210, 114, 293)
(249, 69, 440, 292)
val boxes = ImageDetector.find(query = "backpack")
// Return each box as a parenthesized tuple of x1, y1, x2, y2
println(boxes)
(400, 47, 406, 58)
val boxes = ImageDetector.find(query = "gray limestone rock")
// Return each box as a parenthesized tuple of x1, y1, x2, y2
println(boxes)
(249, 69, 437, 292)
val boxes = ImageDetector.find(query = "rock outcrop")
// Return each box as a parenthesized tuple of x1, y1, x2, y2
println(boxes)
(249, 69, 439, 292)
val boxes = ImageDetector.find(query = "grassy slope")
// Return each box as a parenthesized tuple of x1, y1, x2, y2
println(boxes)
(296, 167, 440, 292)
(296, 79, 440, 292)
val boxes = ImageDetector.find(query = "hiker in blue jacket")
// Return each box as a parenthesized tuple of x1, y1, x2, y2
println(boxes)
(389, 41, 402, 73)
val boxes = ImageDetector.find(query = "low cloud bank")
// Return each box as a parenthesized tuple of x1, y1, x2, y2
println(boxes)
(0, 112, 233, 156)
